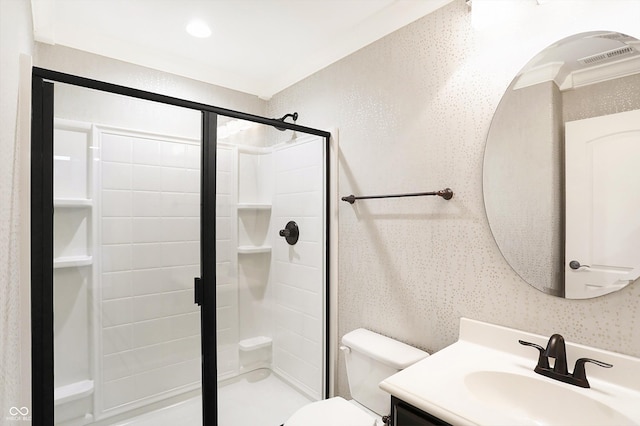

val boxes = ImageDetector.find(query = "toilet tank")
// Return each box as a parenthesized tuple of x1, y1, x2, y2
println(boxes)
(341, 328, 428, 416)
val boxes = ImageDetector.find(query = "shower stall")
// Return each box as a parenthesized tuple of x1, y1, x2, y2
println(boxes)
(214, 118, 328, 425)
(31, 69, 330, 426)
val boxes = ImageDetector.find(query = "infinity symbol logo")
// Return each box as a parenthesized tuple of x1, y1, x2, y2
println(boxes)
(9, 407, 29, 416)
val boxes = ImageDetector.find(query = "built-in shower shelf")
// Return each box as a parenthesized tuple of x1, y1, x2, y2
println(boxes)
(237, 245, 272, 254)
(237, 203, 271, 210)
(54, 198, 93, 208)
(53, 255, 93, 269)
(54, 379, 94, 405)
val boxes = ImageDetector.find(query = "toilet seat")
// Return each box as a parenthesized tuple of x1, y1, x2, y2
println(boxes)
(285, 396, 376, 426)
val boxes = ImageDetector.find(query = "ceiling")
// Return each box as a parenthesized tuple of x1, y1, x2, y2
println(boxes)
(31, 0, 453, 99)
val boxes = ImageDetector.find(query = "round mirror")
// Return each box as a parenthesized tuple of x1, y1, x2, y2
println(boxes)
(483, 31, 640, 299)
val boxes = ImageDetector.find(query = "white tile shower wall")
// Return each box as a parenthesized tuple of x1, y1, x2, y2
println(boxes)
(99, 129, 201, 414)
(272, 136, 325, 400)
(216, 145, 240, 379)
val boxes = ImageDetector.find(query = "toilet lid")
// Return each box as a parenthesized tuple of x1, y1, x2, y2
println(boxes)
(285, 397, 376, 426)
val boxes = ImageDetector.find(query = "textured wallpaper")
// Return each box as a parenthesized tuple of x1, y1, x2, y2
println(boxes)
(484, 81, 563, 296)
(563, 73, 640, 122)
(0, 0, 33, 417)
(266, 0, 640, 398)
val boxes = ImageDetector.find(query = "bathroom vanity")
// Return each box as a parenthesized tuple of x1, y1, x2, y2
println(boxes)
(390, 396, 450, 426)
(380, 318, 640, 426)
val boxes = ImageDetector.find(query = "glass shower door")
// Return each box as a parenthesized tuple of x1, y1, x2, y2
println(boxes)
(32, 70, 329, 426)
(215, 118, 327, 426)
(51, 83, 204, 425)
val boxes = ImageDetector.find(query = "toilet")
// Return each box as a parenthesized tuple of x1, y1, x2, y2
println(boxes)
(285, 328, 429, 426)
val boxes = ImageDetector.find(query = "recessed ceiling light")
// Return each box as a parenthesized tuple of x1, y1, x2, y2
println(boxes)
(186, 20, 212, 38)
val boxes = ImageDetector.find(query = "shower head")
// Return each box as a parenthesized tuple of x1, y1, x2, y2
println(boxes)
(273, 112, 298, 131)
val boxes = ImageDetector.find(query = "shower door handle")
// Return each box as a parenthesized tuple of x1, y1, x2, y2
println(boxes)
(194, 277, 202, 306)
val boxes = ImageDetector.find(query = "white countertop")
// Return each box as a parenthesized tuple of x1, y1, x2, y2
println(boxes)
(380, 318, 640, 425)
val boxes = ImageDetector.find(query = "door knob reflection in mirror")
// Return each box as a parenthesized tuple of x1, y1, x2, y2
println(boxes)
(279, 221, 299, 245)
(569, 260, 590, 270)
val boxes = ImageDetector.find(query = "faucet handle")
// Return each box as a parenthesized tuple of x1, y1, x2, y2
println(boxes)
(572, 358, 613, 388)
(518, 340, 550, 369)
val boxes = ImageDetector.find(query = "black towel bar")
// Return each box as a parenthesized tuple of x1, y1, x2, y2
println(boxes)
(341, 188, 453, 204)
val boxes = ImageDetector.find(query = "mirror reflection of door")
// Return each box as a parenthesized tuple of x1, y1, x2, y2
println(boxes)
(565, 108, 640, 298)
(482, 31, 640, 299)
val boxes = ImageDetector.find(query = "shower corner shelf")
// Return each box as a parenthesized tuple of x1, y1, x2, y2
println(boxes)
(54, 198, 93, 208)
(237, 203, 272, 210)
(237, 245, 272, 254)
(53, 255, 93, 269)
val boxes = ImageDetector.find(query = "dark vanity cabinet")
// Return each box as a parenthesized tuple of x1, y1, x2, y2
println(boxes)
(391, 397, 452, 426)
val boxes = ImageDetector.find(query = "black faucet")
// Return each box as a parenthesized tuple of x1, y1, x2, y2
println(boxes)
(519, 334, 612, 388)
(543, 334, 568, 374)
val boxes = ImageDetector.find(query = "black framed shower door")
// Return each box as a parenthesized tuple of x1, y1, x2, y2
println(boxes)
(30, 67, 331, 426)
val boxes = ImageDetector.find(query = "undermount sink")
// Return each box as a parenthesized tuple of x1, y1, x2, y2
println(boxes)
(464, 371, 634, 425)
(380, 318, 640, 426)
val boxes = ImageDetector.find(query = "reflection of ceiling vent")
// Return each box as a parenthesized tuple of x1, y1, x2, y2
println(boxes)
(579, 46, 635, 65)
(592, 32, 630, 41)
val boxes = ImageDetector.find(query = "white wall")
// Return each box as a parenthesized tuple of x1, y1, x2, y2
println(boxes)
(0, 0, 33, 419)
(266, 0, 640, 398)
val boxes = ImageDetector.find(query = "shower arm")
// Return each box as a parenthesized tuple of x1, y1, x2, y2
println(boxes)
(278, 112, 298, 122)
(273, 112, 298, 131)
(341, 188, 454, 204)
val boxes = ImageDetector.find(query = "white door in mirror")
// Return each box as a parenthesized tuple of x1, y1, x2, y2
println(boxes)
(565, 108, 640, 299)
